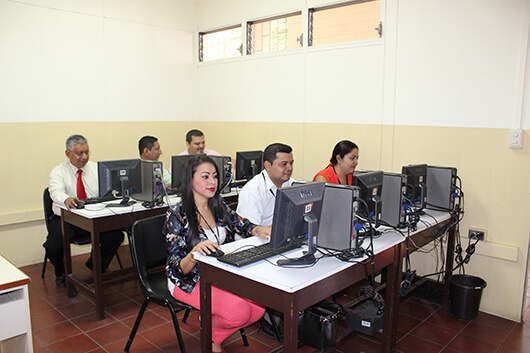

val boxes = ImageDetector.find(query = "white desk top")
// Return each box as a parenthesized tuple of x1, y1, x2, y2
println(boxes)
(59, 188, 240, 219)
(196, 210, 450, 294)
(0, 254, 30, 291)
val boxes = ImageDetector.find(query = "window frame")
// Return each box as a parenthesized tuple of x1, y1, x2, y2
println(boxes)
(308, 0, 382, 47)
(199, 24, 243, 63)
(246, 11, 303, 56)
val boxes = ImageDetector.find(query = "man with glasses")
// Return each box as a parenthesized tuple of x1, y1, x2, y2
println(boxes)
(45, 134, 124, 287)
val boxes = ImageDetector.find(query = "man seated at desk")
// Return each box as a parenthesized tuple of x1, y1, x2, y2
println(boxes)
(237, 142, 295, 226)
(179, 129, 221, 156)
(236, 142, 295, 337)
(45, 134, 124, 287)
(139, 135, 171, 188)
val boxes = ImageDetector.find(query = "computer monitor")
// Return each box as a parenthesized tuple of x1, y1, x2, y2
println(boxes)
(295, 181, 359, 251)
(235, 150, 263, 181)
(353, 171, 384, 227)
(98, 159, 142, 206)
(171, 154, 206, 190)
(270, 182, 326, 266)
(209, 155, 232, 193)
(402, 164, 428, 209)
(426, 165, 457, 211)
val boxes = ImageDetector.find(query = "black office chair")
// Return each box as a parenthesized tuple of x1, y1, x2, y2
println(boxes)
(125, 214, 249, 353)
(41, 187, 122, 278)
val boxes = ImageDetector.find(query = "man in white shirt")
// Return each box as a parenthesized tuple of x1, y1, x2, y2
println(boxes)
(179, 129, 221, 156)
(236, 143, 295, 226)
(236, 142, 294, 339)
(138, 135, 171, 187)
(45, 135, 124, 287)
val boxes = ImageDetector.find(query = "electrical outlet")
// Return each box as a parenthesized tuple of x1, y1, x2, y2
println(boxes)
(469, 229, 486, 241)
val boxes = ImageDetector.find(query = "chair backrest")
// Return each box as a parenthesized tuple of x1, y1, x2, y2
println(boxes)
(131, 214, 168, 295)
(43, 187, 54, 231)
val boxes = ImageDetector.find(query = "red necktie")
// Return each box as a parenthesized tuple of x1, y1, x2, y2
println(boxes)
(77, 170, 87, 199)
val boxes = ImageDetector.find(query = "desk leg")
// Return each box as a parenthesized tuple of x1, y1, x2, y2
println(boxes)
(60, 213, 75, 298)
(90, 223, 105, 320)
(282, 300, 298, 353)
(381, 245, 402, 353)
(443, 222, 456, 309)
(200, 270, 213, 353)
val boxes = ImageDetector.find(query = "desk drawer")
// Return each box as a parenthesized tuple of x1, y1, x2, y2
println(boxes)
(0, 288, 28, 341)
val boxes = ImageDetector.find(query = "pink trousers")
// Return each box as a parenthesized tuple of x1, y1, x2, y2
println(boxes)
(172, 284, 265, 344)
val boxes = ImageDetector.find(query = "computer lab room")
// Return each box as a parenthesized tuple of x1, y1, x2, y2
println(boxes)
(0, 0, 529, 352)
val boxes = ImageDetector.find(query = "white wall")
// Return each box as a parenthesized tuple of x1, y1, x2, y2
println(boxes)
(0, 0, 197, 123)
(196, 0, 530, 130)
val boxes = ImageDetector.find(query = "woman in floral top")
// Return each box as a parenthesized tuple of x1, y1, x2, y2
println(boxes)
(165, 155, 270, 353)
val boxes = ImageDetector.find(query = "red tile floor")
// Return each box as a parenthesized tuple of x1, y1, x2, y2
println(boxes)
(12, 246, 530, 353)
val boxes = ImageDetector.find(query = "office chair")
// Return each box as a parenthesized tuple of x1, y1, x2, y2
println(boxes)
(41, 187, 122, 278)
(125, 214, 249, 353)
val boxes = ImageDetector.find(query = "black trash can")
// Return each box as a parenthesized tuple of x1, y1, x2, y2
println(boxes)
(449, 274, 487, 320)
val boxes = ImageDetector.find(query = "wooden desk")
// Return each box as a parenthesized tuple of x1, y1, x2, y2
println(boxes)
(198, 212, 451, 353)
(60, 190, 240, 320)
(0, 254, 33, 353)
(198, 233, 405, 353)
(61, 200, 173, 320)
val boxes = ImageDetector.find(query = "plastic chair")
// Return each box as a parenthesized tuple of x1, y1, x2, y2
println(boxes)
(125, 214, 249, 353)
(41, 187, 122, 278)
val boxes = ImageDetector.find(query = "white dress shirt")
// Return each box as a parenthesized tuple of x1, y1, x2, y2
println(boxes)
(49, 160, 98, 216)
(178, 148, 221, 156)
(236, 169, 294, 226)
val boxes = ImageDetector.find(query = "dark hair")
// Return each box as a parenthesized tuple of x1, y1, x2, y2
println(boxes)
(181, 155, 231, 250)
(330, 140, 359, 165)
(263, 143, 292, 164)
(138, 136, 158, 156)
(185, 129, 204, 143)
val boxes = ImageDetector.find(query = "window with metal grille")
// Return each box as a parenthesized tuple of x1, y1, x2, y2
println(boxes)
(199, 26, 242, 62)
(247, 13, 302, 55)
(309, 0, 381, 47)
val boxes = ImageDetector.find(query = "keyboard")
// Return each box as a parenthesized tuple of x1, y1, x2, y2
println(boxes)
(81, 195, 117, 205)
(217, 242, 302, 267)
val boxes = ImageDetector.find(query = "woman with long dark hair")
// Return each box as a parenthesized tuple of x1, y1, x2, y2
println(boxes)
(165, 155, 270, 353)
(313, 140, 359, 185)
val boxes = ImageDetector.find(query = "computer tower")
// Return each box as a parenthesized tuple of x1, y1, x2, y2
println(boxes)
(426, 166, 457, 210)
(135, 160, 163, 202)
(317, 183, 360, 251)
(210, 155, 232, 193)
(401, 164, 428, 209)
(381, 172, 407, 228)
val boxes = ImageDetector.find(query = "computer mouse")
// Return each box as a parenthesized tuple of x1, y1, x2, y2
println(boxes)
(76, 203, 85, 209)
(207, 249, 225, 258)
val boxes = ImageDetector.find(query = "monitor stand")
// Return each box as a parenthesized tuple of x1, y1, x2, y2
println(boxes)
(106, 176, 136, 207)
(277, 214, 318, 267)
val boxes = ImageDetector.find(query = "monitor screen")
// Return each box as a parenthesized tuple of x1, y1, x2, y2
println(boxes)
(353, 170, 383, 227)
(402, 164, 427, 208)
(235, 150, 263, 181)
(270, 182, 326, 266)
(98, 159, 142, 200)
(171, 154, 206, 190)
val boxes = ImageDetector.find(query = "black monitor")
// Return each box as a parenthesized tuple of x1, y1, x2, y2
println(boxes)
(98, 159, 142, 206)
(235, 150, 263, 181)
(270, 182, 326, 266)
(402, 164, 427, 209)
(171, 154, 206, 190)
(353, 171, 384, 227)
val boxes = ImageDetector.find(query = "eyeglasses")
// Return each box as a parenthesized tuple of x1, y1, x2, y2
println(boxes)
(74, 151, 90, 157)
